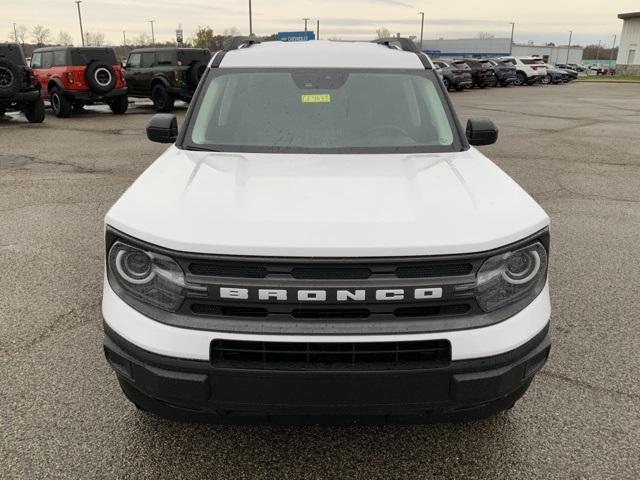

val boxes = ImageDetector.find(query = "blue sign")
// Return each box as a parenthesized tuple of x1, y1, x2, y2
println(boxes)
(278, 31, 315, 42)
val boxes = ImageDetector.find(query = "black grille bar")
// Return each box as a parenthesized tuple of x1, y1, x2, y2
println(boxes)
(211, 339, 451, 369)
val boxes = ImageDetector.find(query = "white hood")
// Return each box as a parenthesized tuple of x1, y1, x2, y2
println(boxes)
(106, 146, 549, 257)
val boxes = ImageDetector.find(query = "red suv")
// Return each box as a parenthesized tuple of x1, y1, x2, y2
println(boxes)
(31, 46, 128, 117)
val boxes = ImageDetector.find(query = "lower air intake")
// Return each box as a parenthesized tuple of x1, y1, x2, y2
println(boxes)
(211, 339, 451, 369)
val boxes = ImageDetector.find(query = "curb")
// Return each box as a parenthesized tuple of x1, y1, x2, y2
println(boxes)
(576, 79, 640, 84)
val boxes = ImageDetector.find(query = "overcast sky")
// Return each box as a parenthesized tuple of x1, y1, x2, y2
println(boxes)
(5, 0, 637, 47)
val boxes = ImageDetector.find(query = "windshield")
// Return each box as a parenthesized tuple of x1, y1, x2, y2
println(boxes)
(184, 68, 458, 154)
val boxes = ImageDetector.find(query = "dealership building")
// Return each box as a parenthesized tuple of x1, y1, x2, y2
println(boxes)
(617, 12, 640, 74)
(422, 38, 584, 64)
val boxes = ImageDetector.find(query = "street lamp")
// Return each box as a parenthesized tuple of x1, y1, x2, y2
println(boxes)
(509, 22, 515, 55)
(566, 30, 572, 64)
(609, 34, 617, 65)
(149, 20, 155, 45)
(303, 17, 310, 38)
(248, 0, 253, 36)
(74, 1, 85, 46)
(419, 12, 424, 51)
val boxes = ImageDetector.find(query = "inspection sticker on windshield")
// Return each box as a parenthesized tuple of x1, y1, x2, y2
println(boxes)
(301, 94, 331, 103)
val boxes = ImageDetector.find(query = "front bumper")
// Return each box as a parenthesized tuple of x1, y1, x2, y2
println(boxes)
(105, 322, 550, 423)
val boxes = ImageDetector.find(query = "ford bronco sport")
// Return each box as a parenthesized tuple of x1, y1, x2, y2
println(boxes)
(124, 48, 210, 112)
(0, 43, 45, 123)
(31, 46, 128, 117)
(103, 38, 551, 424)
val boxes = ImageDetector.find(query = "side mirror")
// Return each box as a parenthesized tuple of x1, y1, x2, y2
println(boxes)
(466, 117, 498, 146)
(147, 114, 178, 143)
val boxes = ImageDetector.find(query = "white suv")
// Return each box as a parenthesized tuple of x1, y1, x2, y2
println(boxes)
(499, 56, 548, 85)
(103, 38, 551, 424)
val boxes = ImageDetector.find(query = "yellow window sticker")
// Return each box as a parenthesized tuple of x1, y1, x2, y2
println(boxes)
(301, 94, 331, 104)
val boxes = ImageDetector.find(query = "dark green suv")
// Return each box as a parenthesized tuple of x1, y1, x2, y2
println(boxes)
(124, 48, 210, 112)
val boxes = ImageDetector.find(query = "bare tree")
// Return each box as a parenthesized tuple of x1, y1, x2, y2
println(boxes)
(223, 27, 240, 37)
(32, 25, 51, 45)
(375, 27, 391, 39)
(57, 31, 74, 46)
(9, 24, 28, 44)
(85, 32, 105, 46)
(133, 32, 152, 47)
(476, 32, 495, 40)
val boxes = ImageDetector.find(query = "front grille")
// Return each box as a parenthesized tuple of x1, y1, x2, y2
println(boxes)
(188, 259, 474, 280)
(211, 339, 451, 369)
(191, 303, 472, 319)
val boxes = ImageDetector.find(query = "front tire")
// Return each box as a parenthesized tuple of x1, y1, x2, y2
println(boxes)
(151, 84, 174, 113)
(50, 87, 72, 118)
(514, 72, 527, 86)
(25, 98, 45, 123)
(109, 95, 129, 114)
(541, 75, 551, 85)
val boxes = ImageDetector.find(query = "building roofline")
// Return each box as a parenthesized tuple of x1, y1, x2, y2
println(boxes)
(618, 12, 640, 19)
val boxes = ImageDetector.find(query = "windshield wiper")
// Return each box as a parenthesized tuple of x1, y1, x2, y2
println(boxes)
(183, 145, 221, 152)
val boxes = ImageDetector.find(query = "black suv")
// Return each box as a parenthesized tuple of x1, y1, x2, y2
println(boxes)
(124, 48, 211, 112)
(432, 60, 473, 91)
(482, 59, 517, 87)
(453, 59, 497, 88)
(0, 43, 45, 123)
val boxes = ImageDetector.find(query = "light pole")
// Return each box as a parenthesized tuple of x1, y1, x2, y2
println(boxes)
(13, 23, 18, 43)
(609, 34, 617, 66)
(316, 20, 320, 40)
(595, 39, 601, 63)
(509, 22, 515, 55)
(303, 18, 310, 39)
(248, 0, 253, 36)
(419, 12, 424, 51)
(74, 1, 85, 46)
(149, 20, 155, 45)
(566, 30, 572, 63)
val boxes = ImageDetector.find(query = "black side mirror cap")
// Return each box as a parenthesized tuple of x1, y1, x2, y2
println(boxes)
(466, 117, 498, 146)
(147, 114, 178, 143)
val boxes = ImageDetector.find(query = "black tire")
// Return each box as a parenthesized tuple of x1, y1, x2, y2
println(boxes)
(479, 83, 487, 89)
(443, 78, 451, 90)
(0, 106, 6, 116)
(50, 86, 72, 118)
(500, 82, 509, 87)
(541, 75, 551, 85)
(86, 62, 116, 93)
(514, 71, 527, 86)
(455, 85, 464, 91)
(151, 84, 175, 113)
(25, 97, 45, 123)
(109, 94, 129, 114)
(187, 61, 207, 87)
(0, 59, 21, 98)
(73, 101, 85, 112)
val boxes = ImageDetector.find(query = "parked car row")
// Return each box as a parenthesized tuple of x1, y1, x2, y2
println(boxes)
(0, 42, 212, 122)
(433, 55, 580, 92)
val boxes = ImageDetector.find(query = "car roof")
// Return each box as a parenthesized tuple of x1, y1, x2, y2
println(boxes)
(33, 46, 116, 53)
(218, 40, 425, 69)
(130, 47, 209, 54)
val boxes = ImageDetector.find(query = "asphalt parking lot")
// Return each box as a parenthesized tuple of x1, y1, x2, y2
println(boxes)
(1, 82, 639, 479)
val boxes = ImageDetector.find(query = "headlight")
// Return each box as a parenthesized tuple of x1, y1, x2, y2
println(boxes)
(108, 241, 205, 312)
(475, 242, 548, 313)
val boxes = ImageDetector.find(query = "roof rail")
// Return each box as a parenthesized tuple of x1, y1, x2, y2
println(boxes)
(371, 37, 419, 53)
(223, 36, 262, 51)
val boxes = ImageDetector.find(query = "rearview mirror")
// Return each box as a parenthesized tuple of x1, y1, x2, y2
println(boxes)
(147, 114, 178, 144)
(466, 118, 498, 146)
